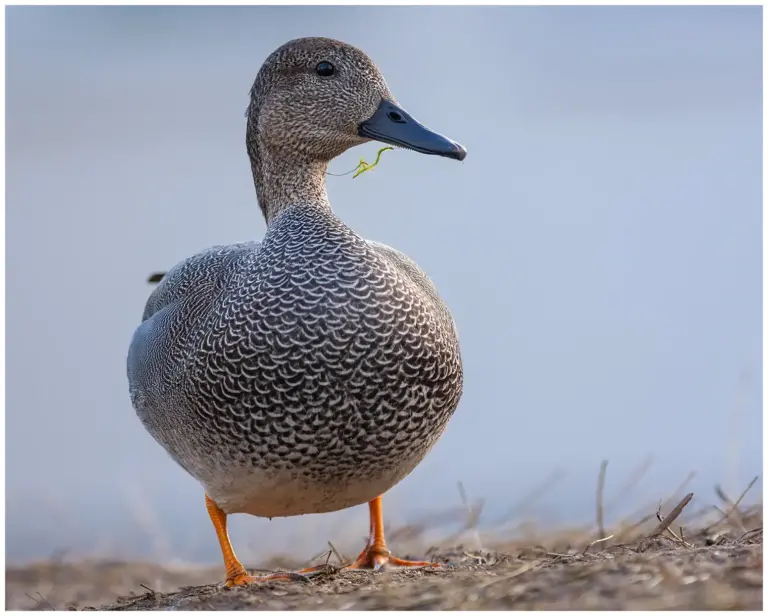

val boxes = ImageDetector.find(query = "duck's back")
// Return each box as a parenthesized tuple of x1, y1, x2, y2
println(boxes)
(128, 206, 463, 516)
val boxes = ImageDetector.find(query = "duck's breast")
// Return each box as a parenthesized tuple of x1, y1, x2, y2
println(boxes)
(143, 208, 464, 514)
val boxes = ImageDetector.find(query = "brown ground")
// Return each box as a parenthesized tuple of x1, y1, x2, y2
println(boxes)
(7, 493, 762, 610)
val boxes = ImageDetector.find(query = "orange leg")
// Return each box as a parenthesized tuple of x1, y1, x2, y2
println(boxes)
(342, 495, 440, 571)
(205, 494, 308, 586)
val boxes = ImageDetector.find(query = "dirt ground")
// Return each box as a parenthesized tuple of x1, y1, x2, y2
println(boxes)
(7, 496, 762, 611)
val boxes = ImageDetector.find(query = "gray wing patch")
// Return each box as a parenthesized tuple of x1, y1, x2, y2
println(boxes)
(128, 241, 262, 417)
(141, 242, 260, 322)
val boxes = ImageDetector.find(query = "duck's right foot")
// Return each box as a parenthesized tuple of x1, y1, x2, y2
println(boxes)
(225, 569, 311, 587)
(337, 495, 441, 572)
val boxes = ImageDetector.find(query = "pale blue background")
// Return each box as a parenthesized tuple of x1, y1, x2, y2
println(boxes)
(6, 6, 762, 564)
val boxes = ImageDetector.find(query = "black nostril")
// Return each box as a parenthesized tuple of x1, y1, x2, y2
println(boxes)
(387, 111, 405, 123)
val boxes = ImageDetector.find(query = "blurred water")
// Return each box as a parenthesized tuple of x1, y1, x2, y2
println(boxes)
(6, 6, 762, 564)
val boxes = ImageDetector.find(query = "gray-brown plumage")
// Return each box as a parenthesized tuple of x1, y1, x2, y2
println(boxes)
(127, 37, 466, 581)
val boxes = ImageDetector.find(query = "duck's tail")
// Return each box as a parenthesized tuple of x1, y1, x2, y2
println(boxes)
(147, 272, 166, 284)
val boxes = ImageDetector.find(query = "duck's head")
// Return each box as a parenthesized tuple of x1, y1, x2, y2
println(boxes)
(246, 37, 467, 164)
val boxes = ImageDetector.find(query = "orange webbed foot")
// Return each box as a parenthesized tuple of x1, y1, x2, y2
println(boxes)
(206, 493, 312, 588)
(343, 544, 440, 571)
(337, 495, 441, 572)
(225, 570, 311, 587)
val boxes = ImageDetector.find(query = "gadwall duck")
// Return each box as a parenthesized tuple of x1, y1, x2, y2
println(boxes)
(127, 37, 466, 586)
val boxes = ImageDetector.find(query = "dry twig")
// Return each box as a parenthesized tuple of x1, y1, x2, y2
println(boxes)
(596, 460, 608, 539)
(327, 541, 346, 565)
(736, 527, 763, 544)
(304, 547, 333, 568)
(636, 493, 694, 551)
(451, 481, 484, 551)
(655, 502, 692, 547)
(583, 534, 615, 555)
(25, 591, 56, 610)
(712, 476, 759, 533)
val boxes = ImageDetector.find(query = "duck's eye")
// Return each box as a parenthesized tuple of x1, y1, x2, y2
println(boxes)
(315, 61, 335, 77)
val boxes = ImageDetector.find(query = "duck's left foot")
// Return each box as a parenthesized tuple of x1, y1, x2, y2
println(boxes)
(206, 494, 314, 587)
(344, 543, 439, 571)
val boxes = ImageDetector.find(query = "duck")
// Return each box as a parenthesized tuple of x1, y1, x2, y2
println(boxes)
(127, 37, 466, 586)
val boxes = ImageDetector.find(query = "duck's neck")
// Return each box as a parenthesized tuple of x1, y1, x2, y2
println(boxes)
(248, 142, 331, 225)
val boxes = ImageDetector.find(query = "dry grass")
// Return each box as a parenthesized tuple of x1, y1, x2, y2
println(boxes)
(6, 469, 762, 611)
